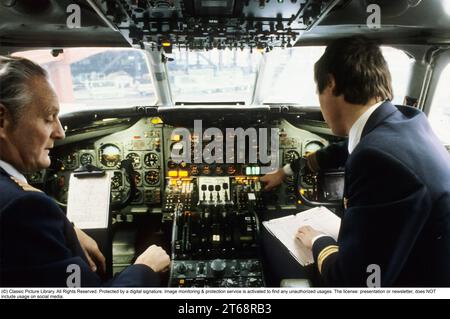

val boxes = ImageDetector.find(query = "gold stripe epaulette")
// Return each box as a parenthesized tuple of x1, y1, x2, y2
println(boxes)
(10, 176, 43, 193)
(317, 245, 339, 274)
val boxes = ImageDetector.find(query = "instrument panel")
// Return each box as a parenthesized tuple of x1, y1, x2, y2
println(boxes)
(47, 116, 327, 211)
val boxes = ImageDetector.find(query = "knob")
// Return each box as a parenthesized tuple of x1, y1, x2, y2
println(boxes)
(197, 262, 205, 275)
(176, 262, 187, 274)
(210, 259, 226, 277)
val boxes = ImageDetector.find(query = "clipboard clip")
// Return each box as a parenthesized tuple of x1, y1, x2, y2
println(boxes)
(73, 164, 105, 178)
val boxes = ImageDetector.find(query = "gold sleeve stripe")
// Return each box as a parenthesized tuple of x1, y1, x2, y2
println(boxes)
(10, 176, 42, 193)
(306, 152, 320, 172)
(317, 245, 339, 274)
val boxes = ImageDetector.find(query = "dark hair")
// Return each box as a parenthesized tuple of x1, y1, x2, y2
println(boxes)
(314, 36, 393, 105)
(0, 55, 48, 124)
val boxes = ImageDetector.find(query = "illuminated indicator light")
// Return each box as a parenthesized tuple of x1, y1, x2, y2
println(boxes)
(168, 170, 178, 177)
(300, 189, 305, 195)
(179, 279, 185, 284)
(212, 234, 221, 242)
(151, 117, 163, 124)
(162, 41, 171, 47)
(179, 170, 189, 177)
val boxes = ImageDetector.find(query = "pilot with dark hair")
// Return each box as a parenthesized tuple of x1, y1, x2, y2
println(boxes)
(0, 56, 170, 287)
(261, 36, 450, 287)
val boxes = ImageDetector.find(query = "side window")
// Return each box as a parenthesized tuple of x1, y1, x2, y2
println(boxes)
(428, 63, 450, 144)
(381, 47, 414, 106)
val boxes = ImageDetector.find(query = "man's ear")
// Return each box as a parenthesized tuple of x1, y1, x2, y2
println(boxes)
(0, 103, 13, 136)
(327, 74, 336, 91)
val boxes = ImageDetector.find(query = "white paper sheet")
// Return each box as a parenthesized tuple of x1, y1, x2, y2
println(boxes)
(263, 206, 341, 266)
(67, 172, 111, 229)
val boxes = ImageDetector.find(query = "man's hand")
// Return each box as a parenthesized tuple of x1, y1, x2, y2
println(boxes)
(74, 227, 106, 273)
(296, 226, 324, 250)
(260, 168, 287, 191)
(135, 245, 171, 273)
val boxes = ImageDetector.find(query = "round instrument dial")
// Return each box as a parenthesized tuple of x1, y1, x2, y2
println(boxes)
(99, 144, 121, 168)
(284, 150, 300, 164)
(202, 165, 211, 175)
(62, 153, 77, 169)
(126, 172, 142, 186)
(144, 170, 160, 185)
(79, 153, 94, 166)
(215, 166, 224, 175)
(126, 152, 141, 169)
(144, 152, 159, 168)
(304, 141, 324, 155)
(190, 165, 199, 176)
(226, 165, 237, 175)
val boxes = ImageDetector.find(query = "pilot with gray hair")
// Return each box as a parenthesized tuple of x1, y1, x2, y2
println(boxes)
(0, 55, 170, 287)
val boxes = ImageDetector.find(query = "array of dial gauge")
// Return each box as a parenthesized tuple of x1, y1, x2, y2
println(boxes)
(112, 169, 160, 189)
(61, 150, 96, 169)
(61, 145, 160, 171)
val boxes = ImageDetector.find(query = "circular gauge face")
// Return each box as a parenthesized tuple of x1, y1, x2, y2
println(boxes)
(126, 172, 142, 186)
(144, 152, 159, 168)
(126, 152, 141, 169)
(190, 165, 199, 176)
(202, 165, 211, 175)
(215, 166, 224, 175)
(144, 170, 160, 185)
(304, 141, 324, 155)
(100, 144, 121, 168)
(63, 153, 77, 169)
(79, 153, 94, 166)
(284, 150, 300, 163)
(111, 172, 123, 190)
(227, 165, 236, 175)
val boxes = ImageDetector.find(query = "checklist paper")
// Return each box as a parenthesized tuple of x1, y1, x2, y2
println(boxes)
(67, 172, 112, 229)
(263, 206, 341, 266)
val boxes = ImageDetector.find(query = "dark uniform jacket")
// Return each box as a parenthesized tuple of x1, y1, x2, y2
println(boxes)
(0, 167, 159, 287)
(295, 102, 450, 286)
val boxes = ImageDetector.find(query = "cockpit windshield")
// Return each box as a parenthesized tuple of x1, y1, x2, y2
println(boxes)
(14, 45, 413, 113)
(13, 48, 156, 115)
(167, 48, 261, 104)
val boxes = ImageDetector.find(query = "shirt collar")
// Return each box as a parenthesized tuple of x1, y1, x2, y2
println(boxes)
(0, 160, 27, 183)
(348, 100, 384, 154)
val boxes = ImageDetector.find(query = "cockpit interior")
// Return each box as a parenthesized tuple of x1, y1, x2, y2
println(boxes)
(1, 0, 449, 287)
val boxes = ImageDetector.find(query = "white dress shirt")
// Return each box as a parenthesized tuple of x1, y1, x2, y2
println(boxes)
(0, 160, 27, 183)
(347, 100, 384, 154)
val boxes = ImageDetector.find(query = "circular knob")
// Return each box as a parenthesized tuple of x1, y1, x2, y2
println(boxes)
(176, 263, 187, 274)
(210, 259, 226, 277)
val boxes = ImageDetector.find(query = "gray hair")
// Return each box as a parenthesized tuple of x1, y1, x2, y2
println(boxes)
(0, 55, 48, 124)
